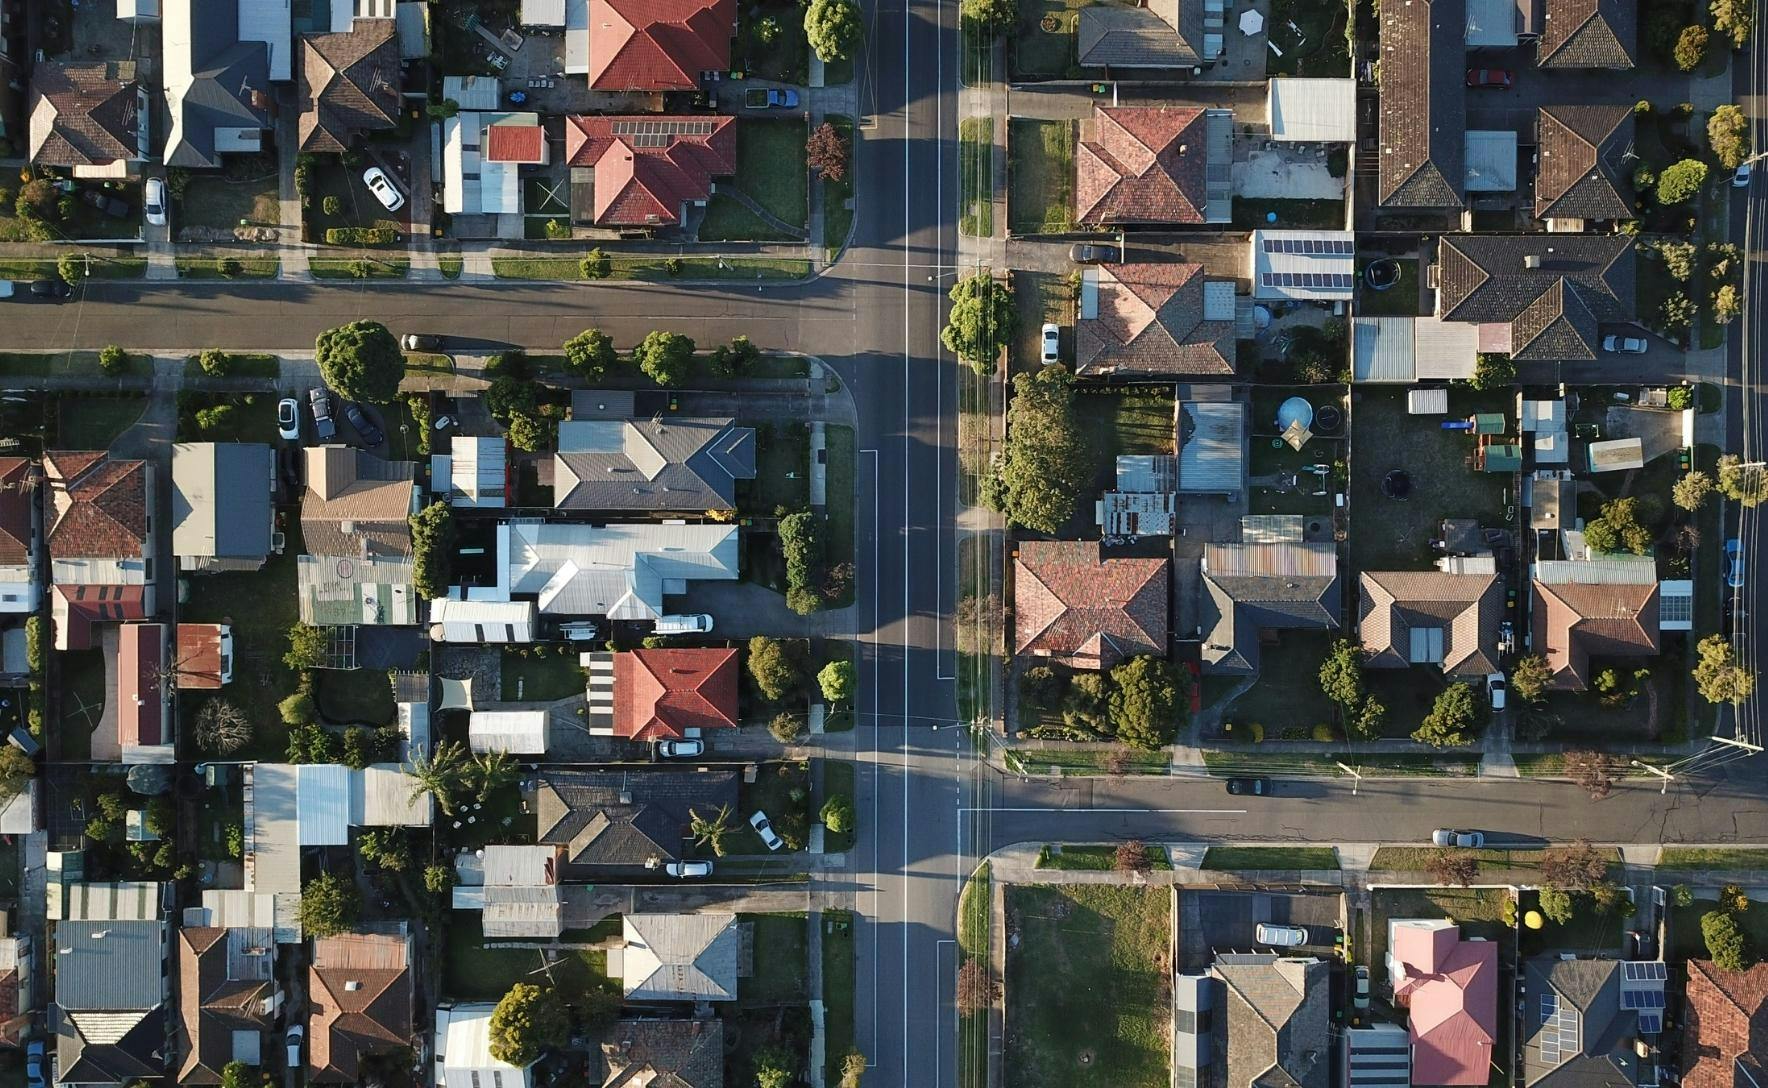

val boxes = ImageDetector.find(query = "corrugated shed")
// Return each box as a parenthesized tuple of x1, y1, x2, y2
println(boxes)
(1408, 388, 1449, 414)
(1534, 556, 1657, 585)
(1464, 130, 1518, 191)
(1204, 540, 1337, 577)
(1267, 78, 1356, 142)
(1353, 317, 1415, 382)
(437, 1004, 534, 1088)
(428, 598, 535, 643)
(355, 765, 433, 827)
(1587, 437, 1644, 471)
(469, 711, 550, 755)
(249, 764, 301, 895)
(296, 764, 350, 845)
(451, 437, 507, 509)
(1178, 401, 1244, 494)
(1239, 515, 1304, 543)
(482, 845, 558, 886)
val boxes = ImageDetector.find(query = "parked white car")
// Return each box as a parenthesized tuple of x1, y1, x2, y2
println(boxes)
(665, 860, 713, 878)
(1486, 672, 1507, 711)
(1354, 965, 1371, 1009)
(276, 397, 300, 441)
(1431, 829, 1485, 848)
(143, 177, 168, 227)
(1736, 162, 1753, 188)
(1255, 923, 1307, 947)
(1601, 334, 1647, 354)
(285, 1025, 304, 1070)
(657, 739, 706, 759)
(363, 166, 405, 212)
(749, 810, 785, 851)
(653, 613, 714, 635)
(1040, 323, 1061, 365)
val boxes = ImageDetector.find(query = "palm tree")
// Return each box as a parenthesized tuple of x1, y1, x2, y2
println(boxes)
(469, 749, 518, 802)
(689, 804, 737, 858)
(407, 740, 468, 816)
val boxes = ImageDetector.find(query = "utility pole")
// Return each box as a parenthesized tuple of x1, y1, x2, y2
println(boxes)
(1630, 760, 1674, 795)
(1335, 762, 1364, 796)
(1711, 735, 1766, 753)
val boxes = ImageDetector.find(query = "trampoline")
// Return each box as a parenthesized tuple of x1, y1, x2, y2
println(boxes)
(1314, 404, 1343, 433)
(1365, 258, 1400, 290)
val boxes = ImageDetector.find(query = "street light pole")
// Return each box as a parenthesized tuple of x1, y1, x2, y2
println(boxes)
(1334, 761, 1363, 796)
(1630, 759, 1674, 795)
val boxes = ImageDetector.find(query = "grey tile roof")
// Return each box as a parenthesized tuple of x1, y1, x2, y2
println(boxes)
(1358, 570, 1503, 676)
(1522, 959, 1641, 1088)
(1436, 234, 1635, 361)
(592, 1020, 723, 1088)
(535, 769, 738, 872)
(1538, 0, 1636, 69)
(1201, 544, 1340, 674)
(555, 417, 757, 512)
(1535, 105, 1635, 221)
(1377, 0, 1465, 208)
(172, 443, 274, 563)
(1078, 0, 1205, 67)
(53, 919, 167, 1086)
(1213, 954, 1330, 1088)
(164, 0, 272, 170)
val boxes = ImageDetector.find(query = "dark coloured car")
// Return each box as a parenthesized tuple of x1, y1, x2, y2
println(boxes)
(1069, 242, 1120, 264)
(345, 403, 385, 447)
(29, 279, 71, 300)
(1225, 777, 1269, 796)
(1465, 68, 1513, 88)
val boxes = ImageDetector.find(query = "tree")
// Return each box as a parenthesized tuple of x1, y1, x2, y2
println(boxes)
(821, 794, 855, 833)
(1703, 910, 1754, 971)
(1062, 673, 1109, 734)
(709, 335, 761, 377)
(1582, 496, 1654, 555)
(357, 828, 411, 872)
(981, 366, 1090, 534)
(315, 320, 405, 404)
(769, 711, 806, 743)
(1115, 840, 1151, 872)
(632, 330, 696, 386)
(1676, 23, 1710, 69)
(1108, 655, 1183, 751)
(221, 1061, 255, 1088)
(1659, 239, 1698, 280)
(1661, 291, 1698, 333)
(278, 690, 316, 726)
(1719, 453, 1768, 506)
(807, 122, 850, 181)
(1695, 634, 1757, 704)
(955, 960, 997, 1012)
(1542, 838, 1608, 890)
(424, 864, 453, 897)
(1469, 353, 1516, 391)
(194, 699, 251, 755)
(960, 0, 1016, 27)
(1657, 159, 1710, 204)
(1510, 655, 1552, 704)
(779, 510, 825, 614)
(1715, 283, 1744, 324)
(804, 0, 862, 60)
(487, 984, 568, 1066)
(1565, 750, 1618, 799)
(1709, 104, 1751, 168)
(818, 659, 856, 704)
(756, 1048, 797, 1088)
(1413, 682, 1482, 747)
(1319, 639, 1365, 717)
(408, 739, 469, 816)
(1351, 697, 1388, 741)
(299, 872, 360, 938)
(1674, 470, 1715, 512)
(284, 624, 327, 669)
(689, 803, 737, 857)
(1538, 887, 1575, 925)
(563, 328, 616, 380)
(98, 345, 128, 376)
(16, 179, 55, 220)
(1713, 0, 1754, 47)
(504, 410, 552, 454)
(0, 748, 33, 802)
(468, 749, 518, 803)
(840, 1050, 868, 1088)
(197, 349, 232, 377)
(748, 636, 801, 702)
(1427, 849, 1479, 887)
(941, 273, 1016, 371)
(410, 501, 455, 600)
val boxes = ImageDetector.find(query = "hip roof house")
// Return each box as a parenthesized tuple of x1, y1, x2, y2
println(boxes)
(1387, 921, 1498, 1086)
(534, 768, 739, 876)
(615, 914, 740, 1002)
(161, 0, 283, 169)
(52, 920, 167, 1087)
(564, 115, 737, 227)
(307, 929, 413, 1084)
(1013, 541, 1169, 671)
(613, 647, 739, 740)
(554, 403, 755, 511)
(1077, 105, 1231, 225)
(1358, 570, 1502, 678)
(45, 452, 154, 650)
(1201, 541, 1340, 674)
(577, 0, 734, 90)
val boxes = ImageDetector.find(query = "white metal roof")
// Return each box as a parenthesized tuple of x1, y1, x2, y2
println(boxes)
(1464, 130, 1518, 192)
(297, 764, 351, 845)
(1266, 78, 1356, 142)
(469, 711, 550, 755)
(565, 0, 589, 73)
(248, 764, 301, 895)
(437, 1004, 535, 1088)
(1534, 556, 1658, 585)
(0, 779, 34, 834)
(428, 597, 535, 643)
(521, 0, 564, 23)
(503, 521, 739, 620)
(198, 890, 278, 929)
(482, 845, 558, 886)
(1413, 317, 1479, 379)
(442, 75, 500, 111)
(1463, 0, 1518, 46)
(451, 437, 508, 509)
(1252, 230, 1356, 300)
(1352, 317, 1415, 383)
(1660, 580, 1694, 630)
(1407, 388, 1450, 415)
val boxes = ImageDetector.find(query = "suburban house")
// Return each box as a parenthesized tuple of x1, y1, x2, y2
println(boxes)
(307, 928, 414, 1084)
(160, 0, 284, 169)
(435, 1004, 535, 1088)
(297, 554, 418, 627)
(300, 446, 421, 561)
(51, 919, 168, 1087)
(613, 914, 740, 1002)
(1680, 960, 1768, 1088)
(1357, 570, 1503, 678)
(174, 623, 234, 689)
(295, 19, 401, 153)
(439, 76, 545, 219)
(1434, 235, 1635, 363)
(1199, 542, 1341, 673)
(1534, 105, 1635, 227)
(44, 451, 154, 651)
(1013, 541, 1169, 671)
(572, 0, 735, 90)
(1075, 263, 1237, 377)
(613, 647, 739, 740)
(534, 768, 739, 878)
(460, 521, 738, 624)
(555, 393, 755, 511)
(592, 1020, 723, 1088)
(1076, 0, 1221, 70)
(1077, 105, 1231, 225)
(0, 458, 39, 615)
(436, 437, 508, 509)
(450, 844, 563, 939)
(1375, 0, 1463, 211)
(1386, 920, 1498, 1086)
(1537, 0, 1635, 68)
(116, 623, 176, 764)
(563, 114, 738, 228)
(1177, 953, 1330, 1088)
(172, 443, 276, 574)
(1531, 557, 1661, 691)
(27, 62, 148, 176)
(1522, 957, 1665, 1088)
(172, 924, 277, 1084)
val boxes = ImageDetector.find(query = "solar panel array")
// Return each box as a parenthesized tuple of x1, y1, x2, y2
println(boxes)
(1623, 961, 1669, 982)
(1263, 236, 1355, 256)
(1261, 271, 1356, 290)
(1622, 989, 1665, 1010)
(1623, 962, 1669, 1035)
(1638, 1013, 1663, 1035)
(610, 118, 721, 147)
(1537, 992, 1581, 1066)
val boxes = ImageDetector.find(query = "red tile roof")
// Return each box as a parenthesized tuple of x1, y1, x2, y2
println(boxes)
(1076, 106, 1209, 225)
(0, 458, 33, 566)
(586, 0, 735, 91)
(52, 583, 147, 651)
(1014, 541, 1169, 670)
(44, 451, 148, 560)
(613, 648, 739, 740)
(1530, 578, 1660, 691)
(1392, 924, 1498, 1085)
(484, 123, 546, 163)
(175, 623, 228, 689)
(1683, 960, 1768, 1088)
(563, 114, 737, 225)
(117, 622, 165, 749)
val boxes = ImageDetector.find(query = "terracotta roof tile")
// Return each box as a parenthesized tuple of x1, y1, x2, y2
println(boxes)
(1376, 0, 1464, 208)
(0, 458, 33, 566)
(52, 584, 147, 651)
(44, 451, 148, 560)
(1535, 105, 1634, 221)
(1076, 106, 1210, 224)
(175, 927, 273, 1085)
(1014, 541, 1168, 669)
(116, 622, 165, 749)
(1683, 961, 1768, 1088)
(175, 624, 227, 690)
(1358, 570, 1503, 676)
(484, 123, 546, 163)
(1539, 0, 1636, 68)
(28, 61, 142, 168)
(1076, 262, 1236, 376)
(613, 647, 738, 740)
(563, 115, 736, 225)
(308, 932, 411, 1084)
(586, 0, 735, 91)
(1530, 578, 1659, 690)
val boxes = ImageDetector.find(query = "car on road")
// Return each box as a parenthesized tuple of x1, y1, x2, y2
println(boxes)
(1601, 334, 1648, 354)
(29, 279, 71, 300)
(657, 739, 706, 759)
(81, 188, 129, 218)
(1224, 777, 1269, 796)
(1431, 829, 1485, 848)
(308, 388, 337, 441)
(26, 1041, 44, 1088)
(1486, 672, 1507, 712)
(1726, 538, 1745, 588)
(1255, 923, 1307, 947)
(749, 810, 785, 851)
(1354, 965, 1371, 1010)
(285, 1025, 303, 1070)
(1465, 68, 1512, 88)
(362, 166, 405, 212)
(0, 281, 15, 300)
(401, 333, 441, 351)
(1725, 595, 1743, 634)
(1736, 162, 1753, 188)
(653, 613, 714, 635)
(1040, 323, 1061, 365)
(277, 397, 301, 441)
(1069, 242, 1119, 264)
(665, 860, 713, 878)
(144, 178, 168, 227)
(344, 402, 385, 447)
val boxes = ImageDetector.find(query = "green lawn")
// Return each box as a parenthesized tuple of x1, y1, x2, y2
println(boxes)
(826, 424, 855, 606)
(438, 253, 464, 278)
(1658, 848, 1768, 870)
(1200, 846, 1339, 870)
(443, 912, 615, 1006)
(1519, 889, 1627, 955)
(1201, 750, 1482, 776)
(55, 648, 106, 761)
(0, 255, 148, 280)
(823, 909, 857, 1083)
(1008, 118, 1074, 235)
(822, 759, 856, 853)
(177, 393, 278, 444)
(313, 668, 396, 725)
(740, 912, 809, 1003)
(175, 255, 280, 279)
(1036, 844, 1173, 871)
(489, 254, 809, 281)
(958, 862, 990, 1088)
(823, 116, 856, 253)
(1232, 198, 1346, 230)
(745, 422, 811, 515)
(179, 172, 281, 229)
(309, 255, 409, 279)
(1012, 0, 1089, 77)
(1005, 885, 1170, 1088)
(698, 194, 797, 242)
(1669, 899, 1768, 961)
(183, 353, 278, 380)
(960, 117, 994, 237)
(1218, 629, 1333, 735)
(734, 119, 809, 229)
(1004, 746, 1171, 775)
(57, 397, 145, 449)
(0, 351, 151, 381)
(735, 761, 812, 854)
(1355, 258, 1420, 316)
(499, 647, 585, 702)
(1266, 0, 1351, 75)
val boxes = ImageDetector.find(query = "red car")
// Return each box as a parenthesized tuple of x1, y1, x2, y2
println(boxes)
(1466, 68, 1513, 88)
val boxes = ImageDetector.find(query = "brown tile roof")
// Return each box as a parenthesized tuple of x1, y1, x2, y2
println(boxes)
(0, 458, 34, 566)
(484, 123, 546, 163)
(563, 115, 737, 226)
(1538, 0, 1636, 69)
(44, 451, 148, 560)
(300, 447, 417, 559)
(1358, 570, 1503, 677)
(1530, 578, 1659, 690)
(1076, 106, 1210, 225)
(52, 584, 147, 651)
(1535, 105, 1635, 220)
(296, 20, 401, 154)
(613, 648, 739, 740)
(27, 61, 142, 168)
(1436, 234, 1635, 361)
(175, 624, 227, 690)
(1376, 0, 1465, 208)
(175, 927, 273, 1085)
(1077, 0, 1206, 67)
(1014, 540, 1169, 670)
(594, 1019, 724, 1088)
(308, 932, 412, 1084)
(1683, 960, 1768, 1088)
(1076, 263, 1236, 377)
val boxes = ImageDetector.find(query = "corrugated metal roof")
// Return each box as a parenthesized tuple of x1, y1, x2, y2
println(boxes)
(249, 764, 301, 895)
(1413, 317, 1479, 379)
(1267, 78, 1357, 142)
(199, 890, 278, 929)
(355, 764, 432, 827)
(1464, 130, 1518, 191)
(438, 1004, 534, 1088)
(297, 764, 351, 846)
(55, 920, 164, 1010)
(1353, 317, 1415, 382)
(469, 711, 550, 754)
(52, 880, 162, 921)
(1408, 388, 1449, 414)
(442, 75, 499, 111)
(451, 438, 507, 508)
(1204, 541, 1337, 577)
(482, 845, 557, 886)
(504, 521, 739, 620)
(1534, 556, 1657, 585)
(1178, 401, 1244, 495)
(428, 598, 535, 643)
(1521, 399, 1566, 432)
(297, 554, 417, 626)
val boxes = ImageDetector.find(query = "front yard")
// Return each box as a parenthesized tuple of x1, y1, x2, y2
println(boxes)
(58, 396, 145, 449)
(1008, 118, 1074, 236)
(177, 170, 281, 233)
(1369, 886, 1512, 973)
(734, 760, 813, 854)
(699, 119, 809, 240)
(1011, 0, 1091, 78)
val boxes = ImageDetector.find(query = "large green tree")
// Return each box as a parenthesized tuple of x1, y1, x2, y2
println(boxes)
(980, 365, 1090, 534)
(1509, 654, 1553, 704)
(940, 273, 1016, 372)
(1582, 496, 1654, 555)
(563, 328, 617, 380)
(633, 330, 696, 386)
(804, 0, 862, 60)
(1694, 634, 1757, 705)
(315, 320, 405, 404)
(1703, 910, 1753, 971)
(960, 0, 1015, 26)
(818, 659, 856, 704)
(1718, 453, 1768, 506)
(1318, 639, 1365, 717)
(487, 983, 568, 1066)
(298, 871, 360, 938)
(410, 501, 455, 599)
(1709, 104, 1751, 169)
(748, 636, 801, 702)
(1657, 159, 1711, 204)
(1107, 655, 1183, 751)
(1713, 0, 1754, 47)
(1413, 682, 1483, 747)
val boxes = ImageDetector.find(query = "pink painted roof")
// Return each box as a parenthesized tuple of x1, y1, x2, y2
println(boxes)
(1393, 925, 1498, 1086)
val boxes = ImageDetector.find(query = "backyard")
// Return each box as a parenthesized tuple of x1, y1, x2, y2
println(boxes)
(1265, 0, 1351, 76)
(313, 668, 396, 725)
(1005, 884, 1171, 1088)
(443, 913, 619, 1007)
(1008, 119, 1074, 236)
(500, 646, 585, 702)
(1354, 258, 1421, 316)
(55, 648, 106, 761)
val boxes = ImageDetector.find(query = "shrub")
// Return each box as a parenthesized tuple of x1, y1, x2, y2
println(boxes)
(543, 218, 570, 240)
(194, 699, 251, 755)
(1657, 159, 1710, 204)
(1658, 239, 1697, 280)
(581, 247, 611, 279)
(1469, 353, 1516, 390)
(1703, 910, 1753, 971)
(197, 349, 232, 377)
(748, 636, 801, 702)
(278, 691, 317, 725)
(321, 194, 342, 216)
(807, 122, 850, 181)
(1675, 24, 1709, 69)
(98, 345, 129, 376)
(487, 984, 568, 1066)
(298, 871, 360, 938)
(323, 226, 398, 245)
(770, 712, 806, 743)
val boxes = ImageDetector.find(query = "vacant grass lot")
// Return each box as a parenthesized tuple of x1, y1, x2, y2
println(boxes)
(1008, 119, 1074, 235)
(1201, 846, 1339, 870)
(1006, 884, 1170, 1088)
(960, 117, 994, 237)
